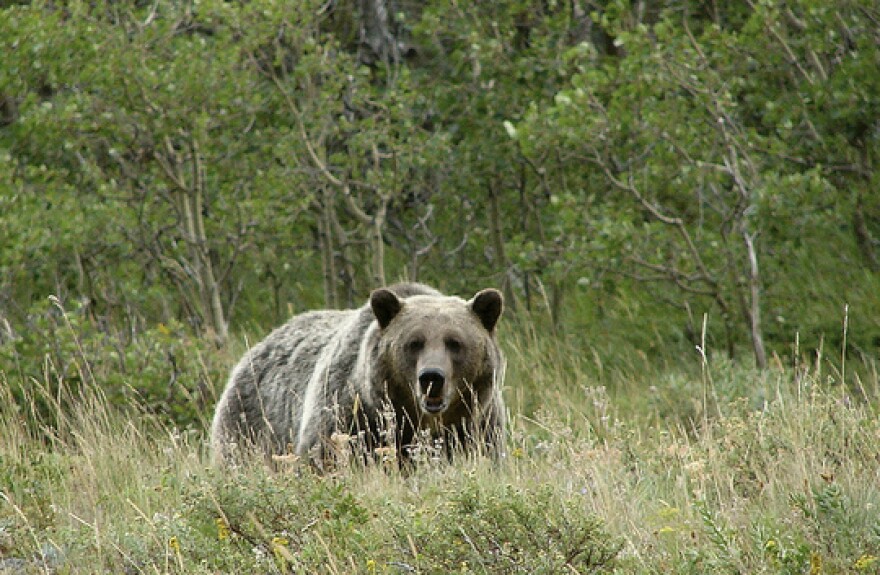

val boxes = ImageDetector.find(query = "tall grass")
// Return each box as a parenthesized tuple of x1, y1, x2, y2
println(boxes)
(1, 319, 879, 573)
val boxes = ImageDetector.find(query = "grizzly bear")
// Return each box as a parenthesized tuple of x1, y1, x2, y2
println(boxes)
(210, 282, 506, 466)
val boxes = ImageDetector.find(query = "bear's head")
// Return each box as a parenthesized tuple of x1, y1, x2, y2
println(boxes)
(370, 287, 504, 420)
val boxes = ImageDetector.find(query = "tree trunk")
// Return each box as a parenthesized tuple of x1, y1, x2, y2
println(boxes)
(741, 230, 767, 369)
(189, 139, 227, 344)
(358, 0, 401, 66)
(371, 199, 388, 287)
(159, 134, 228, 345)
(330, 208, 357, 308)
(487, 183, 516, 311)
(318, 188, 339, 309)
(853, 193, 879, 272)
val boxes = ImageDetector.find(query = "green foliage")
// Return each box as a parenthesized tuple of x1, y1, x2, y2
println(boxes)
(390, 480, 620, 573)
(2, 334, 879, 573)
(2, 2, 880, 572)
(3, 0, 880, 373)
(513, 0, 880, 364)
(0, 297, 224, 430)
(168, 469, 621, 574)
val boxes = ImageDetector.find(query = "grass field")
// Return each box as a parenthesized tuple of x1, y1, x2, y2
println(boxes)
(1, 325, 879, 574)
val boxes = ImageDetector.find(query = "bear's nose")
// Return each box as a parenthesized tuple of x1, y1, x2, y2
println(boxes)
(418, 368, 446, 398)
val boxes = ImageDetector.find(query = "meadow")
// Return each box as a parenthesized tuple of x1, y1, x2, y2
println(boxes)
(1, 318, 878, 574)
(3, 1, 880, 572)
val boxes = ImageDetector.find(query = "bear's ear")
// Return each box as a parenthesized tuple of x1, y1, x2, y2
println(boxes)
(469, 288, 503, 333)
(370, 288, 403, 329)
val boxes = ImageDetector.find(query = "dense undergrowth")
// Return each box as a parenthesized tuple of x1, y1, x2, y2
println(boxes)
(1, 320, 878, 574)
(3, 0, 880, 571)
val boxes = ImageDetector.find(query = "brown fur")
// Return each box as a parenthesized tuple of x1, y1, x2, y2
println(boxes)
(210, 283, 506, 466)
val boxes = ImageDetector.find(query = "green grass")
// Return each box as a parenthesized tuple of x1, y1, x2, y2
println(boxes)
(2, 326, 880, 574)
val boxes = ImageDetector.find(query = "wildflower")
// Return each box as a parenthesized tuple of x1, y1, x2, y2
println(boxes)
(272, 536, 292, 567)
(168, 536, 184, 569)
(511, 447, 524, 459)
(657, 505, 680, 520)
(252, 546, 267, 561)
(810, 552, 822, 575)
(854, 555, 878, 571)
(374, 446, 396, 461)
(366, 559, 376, 574)
(272, 536, 289, 553)
(216, 517, 230, 541)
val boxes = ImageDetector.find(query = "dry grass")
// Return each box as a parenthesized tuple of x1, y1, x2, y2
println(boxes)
(1, 323, 879, 573)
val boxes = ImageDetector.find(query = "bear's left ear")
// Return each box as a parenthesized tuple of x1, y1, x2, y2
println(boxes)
(469, 288, 503, 333)
(371, 288, 403, 329)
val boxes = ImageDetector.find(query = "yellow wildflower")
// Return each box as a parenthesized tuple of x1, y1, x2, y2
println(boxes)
(810, 552, 822, 575)
(272, 536, 292, 565)
(216, 517, 230, 541)
(855, 554, 878, 571)
(168, 535, 184, 570)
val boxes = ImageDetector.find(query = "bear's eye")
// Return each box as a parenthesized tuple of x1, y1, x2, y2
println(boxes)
(407, 338, 425, 353)
(445, 337, 462, 353)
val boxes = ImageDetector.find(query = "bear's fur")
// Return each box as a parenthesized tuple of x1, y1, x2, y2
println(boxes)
(210, 282, 506, 466)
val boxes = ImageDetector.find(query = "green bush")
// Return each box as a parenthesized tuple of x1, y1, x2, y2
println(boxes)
(0, 297, 224, 430)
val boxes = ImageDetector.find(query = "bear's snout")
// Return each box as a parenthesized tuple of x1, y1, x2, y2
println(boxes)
(418, 368, 447, 413)
(418, 368, 446, 396)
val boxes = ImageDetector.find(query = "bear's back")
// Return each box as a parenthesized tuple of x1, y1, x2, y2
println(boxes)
(214, 308, 360, 456)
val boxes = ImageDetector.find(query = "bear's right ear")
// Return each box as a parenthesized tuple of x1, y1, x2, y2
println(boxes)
(370, 288, 403, 329)
(469, 288, 503, 333)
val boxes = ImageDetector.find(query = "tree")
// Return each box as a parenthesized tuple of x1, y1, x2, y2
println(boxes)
(0, 0, 317, 339)
(514, 1, 880, 366)
(3, 0, 879, 381)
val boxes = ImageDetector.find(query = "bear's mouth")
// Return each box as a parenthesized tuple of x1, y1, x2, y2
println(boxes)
(422, 396, 446, 414)
(418, 370, 448, 414)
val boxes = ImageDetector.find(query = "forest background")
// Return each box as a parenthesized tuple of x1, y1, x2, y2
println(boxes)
(1, 0, 879, 573)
